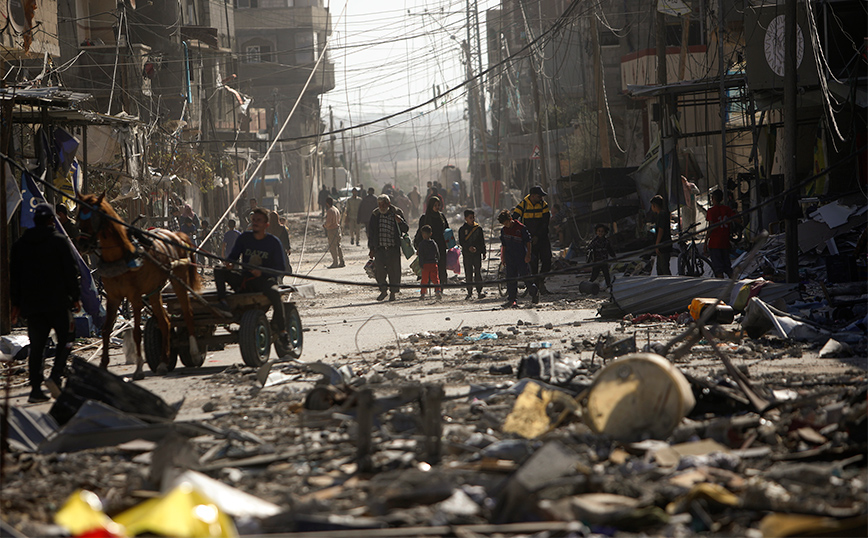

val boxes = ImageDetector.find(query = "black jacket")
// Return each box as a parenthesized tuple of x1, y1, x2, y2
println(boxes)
(367, 205, 409, 250)
(11, 225, 81, 316)
(415, 211, 449, 251)
(357, 194, 378, 224)
(458, 222, 486, 258)
(417, 238, 440, 265)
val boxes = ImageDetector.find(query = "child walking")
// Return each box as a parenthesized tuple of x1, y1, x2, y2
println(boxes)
(587, 224, 616, 289)
(458, 209, 487, 300)
(417, 225, 442, 300)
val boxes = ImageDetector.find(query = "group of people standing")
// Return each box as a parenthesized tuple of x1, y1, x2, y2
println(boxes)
(363, 184, 555, 308)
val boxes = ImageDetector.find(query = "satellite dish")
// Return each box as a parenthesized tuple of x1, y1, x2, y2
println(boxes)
(7, 0, 26, 34)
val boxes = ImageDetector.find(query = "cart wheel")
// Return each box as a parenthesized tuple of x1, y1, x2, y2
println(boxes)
(274, 304, 303, 359)
(176, 327, 206, 368)
(240, 309, 271, 367)
(144, 317, 177, 373)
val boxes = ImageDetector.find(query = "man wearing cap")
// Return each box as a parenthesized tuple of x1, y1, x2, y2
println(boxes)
(11, 203, 81, 403)
(512, 185, 552, 294)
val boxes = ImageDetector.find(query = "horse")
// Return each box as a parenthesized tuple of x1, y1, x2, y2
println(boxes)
(77, 193, 202, 379)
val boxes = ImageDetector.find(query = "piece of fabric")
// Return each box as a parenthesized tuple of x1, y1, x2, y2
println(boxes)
(707, 204, 736, 249)
(324, 205, 341, 230)
(27, 310, 74, 387)
(374, 246, 402, 293)
(500, 221, 532, 264)
(421, 262, 441, 295)
(587, 236, 616, 263)
(327, 227, 344, 265)
(463, 252, 483, 294)
(227, 232, 286, 277)
(11, 226, 81, 316)
(458, 222, 486, 258)
(513, 195, 551, 239)
(222, 229, 241, 255)
(446, 247, 461, 274)
(417, 237, 439, 265)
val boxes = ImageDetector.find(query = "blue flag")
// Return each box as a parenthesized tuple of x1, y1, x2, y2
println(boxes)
(19, 170, 47, 229)
(19, 170, 106, 330)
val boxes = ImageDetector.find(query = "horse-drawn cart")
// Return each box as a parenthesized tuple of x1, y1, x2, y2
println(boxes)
(143, 285, 303, 371)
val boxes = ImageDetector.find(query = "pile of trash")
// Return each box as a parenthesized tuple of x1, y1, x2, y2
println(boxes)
(2, 305, 866, 538)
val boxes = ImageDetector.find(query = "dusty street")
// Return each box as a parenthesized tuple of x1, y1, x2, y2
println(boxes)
(2, 211, 866, 537)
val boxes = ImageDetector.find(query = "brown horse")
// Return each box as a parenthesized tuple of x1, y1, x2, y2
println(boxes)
(77, 193, 202, 379)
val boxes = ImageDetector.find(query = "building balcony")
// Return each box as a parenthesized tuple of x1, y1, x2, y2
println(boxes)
(234, 5, 330, 32)
(620, 46, 713, 90)
(239, 59, 334, 93)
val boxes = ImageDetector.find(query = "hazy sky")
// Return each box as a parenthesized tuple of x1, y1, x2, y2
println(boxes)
(321, 0, 495, 130)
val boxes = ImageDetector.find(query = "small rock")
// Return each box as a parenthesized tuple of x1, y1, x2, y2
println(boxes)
(400, 348, 418, 361)
(489, 364, 513, 375)
(202, 401, 217, 412)
(544, 323, 553, 329)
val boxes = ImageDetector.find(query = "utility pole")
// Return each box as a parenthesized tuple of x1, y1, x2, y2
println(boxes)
(465, 0, 476, 189)
(783, 0, 799, 283)
(340, 120, 349, 179)
(519, 0, 548, 191)
(590, 14, 612, 168)
(463, 41, 495, 201)
(718, 0, 727, 196)
(329, 105, 336, 189)
(656, 6, 669, 201)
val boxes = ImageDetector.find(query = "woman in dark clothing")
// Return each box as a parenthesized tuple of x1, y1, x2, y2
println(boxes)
(415, 196, 450, 291)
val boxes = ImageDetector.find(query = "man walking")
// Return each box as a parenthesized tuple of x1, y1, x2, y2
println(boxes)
(344, 188, 362, 245)
(408, 186, 422, 219)
(324, 197, 345, 268)
(706, 189, 739, 278)
(650, 194, 672, 275)
(513, 186, 552, 294)
(357, 187, 378, 239)
(11, 203, 81, 402)
(498, 209, 538, 308)
(367, 194, 409, 302)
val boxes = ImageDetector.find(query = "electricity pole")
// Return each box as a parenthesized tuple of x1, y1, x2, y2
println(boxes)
(783, 0, 799, 282)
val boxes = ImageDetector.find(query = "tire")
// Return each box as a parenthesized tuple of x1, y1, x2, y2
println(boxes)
(274, 304, 303, 359)
(679, 248, 711, 278)
(143, 317, 177, 372)
(694, 255, 713, 278)
(239, 309, 271, 367)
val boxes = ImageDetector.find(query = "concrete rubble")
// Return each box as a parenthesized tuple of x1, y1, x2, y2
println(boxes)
(1, 305, 866, 538)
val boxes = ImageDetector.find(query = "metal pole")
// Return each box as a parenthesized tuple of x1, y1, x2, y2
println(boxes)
(783, 0, 799, 283)
(718, 0, 727, 194)
(591, 14, 612, 167)
(0, 100, 11, 335)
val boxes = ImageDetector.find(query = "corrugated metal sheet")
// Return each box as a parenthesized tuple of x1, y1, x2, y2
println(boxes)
(611, 276, 799, 316)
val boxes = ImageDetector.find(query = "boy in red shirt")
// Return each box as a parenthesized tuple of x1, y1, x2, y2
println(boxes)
(705, 190, 739, 278)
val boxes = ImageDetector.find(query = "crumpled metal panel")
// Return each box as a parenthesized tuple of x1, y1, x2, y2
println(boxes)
(611, 276, 798, 316)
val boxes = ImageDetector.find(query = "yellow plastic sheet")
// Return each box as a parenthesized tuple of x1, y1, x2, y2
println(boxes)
(502, 382, 578, 439)
(113, 483, 237, 538)
(55, 489, 124, 537)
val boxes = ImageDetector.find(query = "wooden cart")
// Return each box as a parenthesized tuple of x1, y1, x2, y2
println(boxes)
(143, 285, 303, 371)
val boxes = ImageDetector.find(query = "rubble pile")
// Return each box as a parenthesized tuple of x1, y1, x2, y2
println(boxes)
(2, 316, 866, 537)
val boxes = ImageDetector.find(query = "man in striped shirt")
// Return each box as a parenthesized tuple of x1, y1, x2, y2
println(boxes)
(512, 185, 552, 294)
